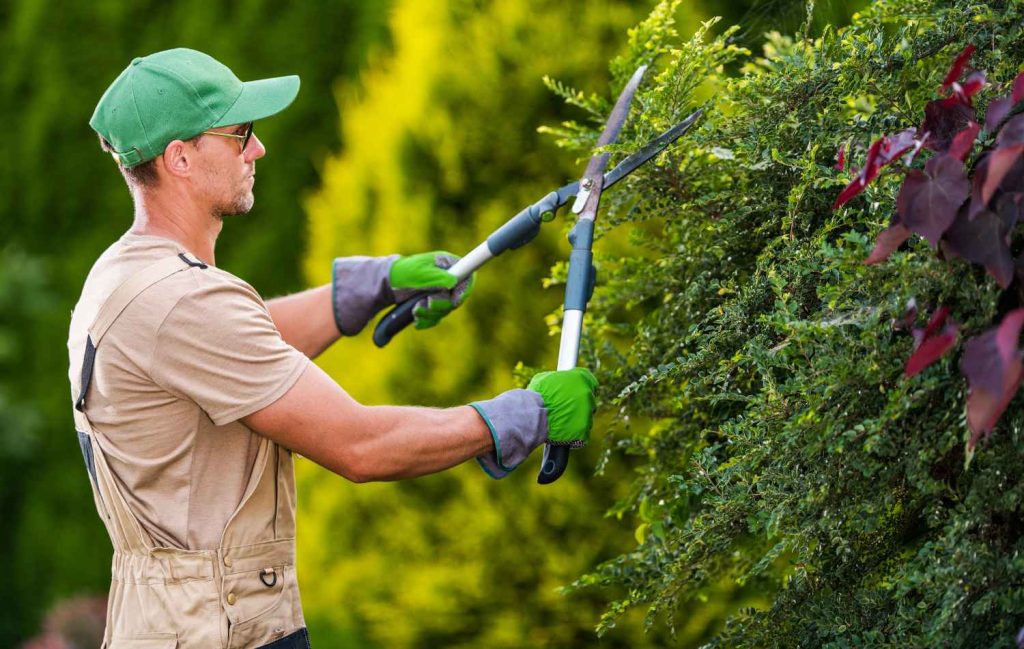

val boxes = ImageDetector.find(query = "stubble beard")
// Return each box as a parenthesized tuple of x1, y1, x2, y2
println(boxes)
(214, 186, 255, 218)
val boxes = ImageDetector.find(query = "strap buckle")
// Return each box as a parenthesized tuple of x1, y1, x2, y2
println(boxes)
(259, 567, 277, 588)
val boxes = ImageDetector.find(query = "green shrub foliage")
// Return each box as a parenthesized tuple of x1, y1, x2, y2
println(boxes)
(553, 0, 1024, 645)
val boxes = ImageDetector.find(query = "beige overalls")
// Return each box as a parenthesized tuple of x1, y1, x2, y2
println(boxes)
(72, 254, 307, 649)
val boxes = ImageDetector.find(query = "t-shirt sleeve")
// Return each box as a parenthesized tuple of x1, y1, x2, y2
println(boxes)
(150, 276, 310, 426)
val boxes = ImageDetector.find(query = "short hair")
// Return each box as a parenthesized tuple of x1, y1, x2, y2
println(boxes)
(97, 136, 160, 188)
(97, 135, 202, 189)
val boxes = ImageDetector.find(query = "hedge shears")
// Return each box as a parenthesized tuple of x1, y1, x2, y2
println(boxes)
(373, 65, 702, 484)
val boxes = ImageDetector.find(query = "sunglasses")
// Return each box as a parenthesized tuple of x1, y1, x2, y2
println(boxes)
(202, 122, 254, 153)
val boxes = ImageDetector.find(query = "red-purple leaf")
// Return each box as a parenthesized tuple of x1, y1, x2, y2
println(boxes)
(969, 152, 992, 219)
(872, 127, 921, 170)
(978, 114, 1024, 205)
(865, 223, 911, 265)
(997, 114, 1024, 147)
(905, 325, 959, 377)
(947, 122, 980, 161)
(966, 374, 1023, 450)
(962, 324, 1013, 395)
(1013, 70, 1024, 104)
(921, 96, 976, 152)
(835, 143, 847, 171)
(834, 176, 868, 209)
(833, 129, 918, 210)
(923, 305, 952, 339)
(980, 145, 1024, 205)
(961, 308, 1024, 447)
(877, 128, 918, 165)
(942, 45, 976, 90)
(860, 137, 887, 184)
(897, 155, 970, 246)
(910, 305, 945, 348)
(996, 310, 1024, 358)
(905, 306, 957, 378)
(997, 156, 1024, 194)
(969, 152, 1024, 218)
(953, 71, 987, 103)
(902, 137, 927, 166)
(1002, 191, 1024, 223)
(985, 97, 1012, 134)
(942, 200, 1017, 288)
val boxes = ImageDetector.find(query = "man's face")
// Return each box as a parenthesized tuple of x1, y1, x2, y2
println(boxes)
(193, 123, 266, 217)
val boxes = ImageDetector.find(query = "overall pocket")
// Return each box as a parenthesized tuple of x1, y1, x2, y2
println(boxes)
(225, 565, 303, 648)
(223, 565, 288, 625)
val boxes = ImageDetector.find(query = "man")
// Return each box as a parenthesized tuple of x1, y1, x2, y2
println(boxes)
(69, 48, 598, 649)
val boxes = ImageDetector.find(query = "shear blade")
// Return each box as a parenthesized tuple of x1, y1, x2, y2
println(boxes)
(579, 65, 649, 184)
(571, 186, 590, 213)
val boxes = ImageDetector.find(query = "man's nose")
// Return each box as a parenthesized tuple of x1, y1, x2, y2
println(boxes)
(245, 133, 267, 161)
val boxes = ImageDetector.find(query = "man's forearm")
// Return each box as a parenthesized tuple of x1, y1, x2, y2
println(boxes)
(243, 363, 496, 483)
(341, 404, 494, 481)
(266, 284, 340, 359)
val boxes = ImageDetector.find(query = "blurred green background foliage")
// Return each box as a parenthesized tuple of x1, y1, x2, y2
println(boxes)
(1, 0, 391, 643)
(22, 0, 1024, 647)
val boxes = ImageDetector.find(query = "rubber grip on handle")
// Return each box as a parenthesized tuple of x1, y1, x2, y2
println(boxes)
(537, 444, 570, 484)
(372, 296, 422, 347)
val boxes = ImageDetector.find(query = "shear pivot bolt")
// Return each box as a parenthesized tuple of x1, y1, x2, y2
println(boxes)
(581, 178, 594, 190)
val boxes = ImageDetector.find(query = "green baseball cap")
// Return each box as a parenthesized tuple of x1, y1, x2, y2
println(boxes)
(90, 48, 300, 167)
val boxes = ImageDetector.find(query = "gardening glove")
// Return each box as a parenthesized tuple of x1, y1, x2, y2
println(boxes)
(389, 251, 475, 330)
(470, 367, 598, 479)
(331, 251, 474, 336)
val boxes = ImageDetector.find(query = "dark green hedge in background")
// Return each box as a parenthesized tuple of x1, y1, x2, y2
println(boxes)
(0, 2, 389, 643)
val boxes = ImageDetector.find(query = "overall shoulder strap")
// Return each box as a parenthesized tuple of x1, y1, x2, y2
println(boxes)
(74, 253, 207, 555)
(88, 253, 207, 344)
(76, 253, 206, 413)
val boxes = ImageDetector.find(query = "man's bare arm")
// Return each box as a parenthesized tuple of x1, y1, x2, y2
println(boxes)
(242, 362, 493, 482)
(266, 284, 340, 359)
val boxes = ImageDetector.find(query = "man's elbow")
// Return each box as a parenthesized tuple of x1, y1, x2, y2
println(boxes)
(340, 464, 374, 484)
(330, 443, 379, 484)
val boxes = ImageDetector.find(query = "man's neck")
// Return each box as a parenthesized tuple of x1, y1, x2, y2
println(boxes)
(129, 191, 222, 266)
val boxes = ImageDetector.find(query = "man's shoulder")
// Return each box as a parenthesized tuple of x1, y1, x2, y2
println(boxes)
(69, 234, 264, 348)
(129, 258, 266, 338)
(143, 267, 267, 340)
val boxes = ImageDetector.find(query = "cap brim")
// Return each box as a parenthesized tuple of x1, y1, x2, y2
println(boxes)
(213, 75, 300, 127)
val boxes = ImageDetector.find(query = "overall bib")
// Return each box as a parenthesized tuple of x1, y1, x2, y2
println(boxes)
(72, 254, 308, 649)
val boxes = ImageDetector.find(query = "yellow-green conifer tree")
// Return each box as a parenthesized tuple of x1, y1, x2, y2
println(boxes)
(299, 0, 707, 646)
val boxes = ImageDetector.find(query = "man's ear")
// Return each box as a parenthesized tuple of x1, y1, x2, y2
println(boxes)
(160, 140, 194, 178)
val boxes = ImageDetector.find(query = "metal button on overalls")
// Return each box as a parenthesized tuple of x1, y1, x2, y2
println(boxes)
(72, 255, 307, 648)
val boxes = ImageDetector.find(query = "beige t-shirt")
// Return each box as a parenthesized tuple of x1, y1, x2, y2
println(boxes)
(68, 233, 309, 550)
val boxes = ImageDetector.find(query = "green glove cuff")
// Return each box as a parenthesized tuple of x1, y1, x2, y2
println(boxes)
(527, 368, 598, 447)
